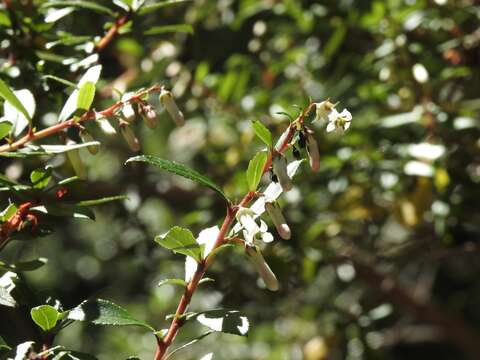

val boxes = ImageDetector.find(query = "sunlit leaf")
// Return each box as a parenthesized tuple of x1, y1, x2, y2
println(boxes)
(246, 151, 268, 191)
(195, 309, 249, 336)
(31, 305, 60, 331)
(251, 120, 272, 147)
(155, 226, 202, 261)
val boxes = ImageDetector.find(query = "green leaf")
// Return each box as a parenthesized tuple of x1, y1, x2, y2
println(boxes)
(30, 167, 53, 189)
(31, 305, 60, 331)
(166, 331, 214, 359)
(195, 309, 249, 336)
(0, 203, 17, 221)
(67, 299, 154, 330)
(76, 195, 128, 207)
(0, 121, 12, 139)
(158, 278, 187, 287)
(76, 81, 95, 111)
(126, 155, 229, 202)
(42, 75, 77, 88)
(41, 1, 115, 15)
(0, 335, 11, 352)
(138, 0, 191, 15)
(144, 24, 194, 36)
(155, 226, 202, 261)
(246, 151, 268, 191)
(0, 142, 100, 158)
(0, 79, 32, 123)
(251, 120, 272, 147)
(0, 258, 48, 272)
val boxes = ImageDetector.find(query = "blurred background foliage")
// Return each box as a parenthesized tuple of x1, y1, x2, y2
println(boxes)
(1, 0, 480, 359)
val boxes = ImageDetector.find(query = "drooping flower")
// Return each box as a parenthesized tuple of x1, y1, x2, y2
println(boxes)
(265, 202, 291, 240)
(313, 100, 336, 124)
(306, 133, 320, 172)
(139, 103, 158, 129)
(120, 123, 140, 151)
(246, 245, 279, 291)
(159, 88, 184, 127)
(326, 108, 352, 133)
(79, 130, 99, 155)
(236, 207, 274, 245)
(272, 155, 293, 192)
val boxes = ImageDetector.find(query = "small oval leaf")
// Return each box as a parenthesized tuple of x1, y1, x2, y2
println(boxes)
(155, 226, 202, 261)
(251, 120, 272, 147)
(76, 81, 95, 111)
(246, 151, 268, 191)
(30, 305, 60, 331)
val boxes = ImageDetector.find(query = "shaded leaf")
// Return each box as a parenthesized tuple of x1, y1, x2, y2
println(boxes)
(155, 226, 202, 261)
(32, 204, 95, 220)
(144, 24, 193, 35)
(166, 331, 214, 359)
(31, 305, 60, 331)
(138, 0, 191, 15)
(41, 1, 115, 15)
(0, 258, 48, 272)
(76, 195, 128, 207)
(43, 75, 77, 88)
(67, 299, 154, 330)
(246, 151, 268, 191)
(195, 309, 249, 336)
(251, 120, 272, 147)
(126, 155, 229, 202)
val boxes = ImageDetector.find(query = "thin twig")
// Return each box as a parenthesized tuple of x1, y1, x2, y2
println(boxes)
(95, 13, 131, 52)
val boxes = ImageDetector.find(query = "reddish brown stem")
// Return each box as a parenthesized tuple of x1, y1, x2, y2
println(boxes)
(0, 85, 161, 153)
(154, 106, 312, 359)
(95, 13, 130, 52)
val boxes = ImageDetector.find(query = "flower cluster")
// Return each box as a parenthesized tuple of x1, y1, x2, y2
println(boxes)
(234, 99, 353, 291)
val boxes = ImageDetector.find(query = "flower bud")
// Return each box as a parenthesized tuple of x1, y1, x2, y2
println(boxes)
(140, 104, 158, 129)
(66, 141, 87, 180)
(79, 130, 99, 155)
(246, 246, 279, 291)
(121, 103, 136, 123)
(96, 117, 117, 136)
(265, 202, 291, 240)
(272, 156, 292, 192)
(306, 133, 320, 172)
(159, 88, 184, 126)
(120, 123, 140, 151)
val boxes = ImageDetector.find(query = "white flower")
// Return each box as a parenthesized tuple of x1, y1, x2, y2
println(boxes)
(159, 88, 184, 126)
(236, 207, 274, 245)
(246, 246, 279, 291)
(306, 133, 320, 172)
(265, 202, 291, 240)
(326, 108, 352, 133)
(313, 100, 335, 124)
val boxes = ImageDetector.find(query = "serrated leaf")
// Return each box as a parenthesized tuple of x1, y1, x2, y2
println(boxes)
(251, 120, 272, 147)
(158, 278, 187, 287)
(76, 81, 95, 111)
(30, 167, 53, 189)
(31, 305, 60, 331)
(2, 88, 35, 136)
(67, 299, 154, 330)
(155, 226, 202, 261)
(76, 195, 127, 207)
(138, 0, 191, 15)
(0, 142, 100, 158)
(195, 309, 249, 336)
(41, 1, 115, 15)
(0, 79, 32, 124)
(0, 121, 12, 139)
(144, 24, 193, 36)
(126, 155, 229, 202)
(59, 65, 102, 122)
(246, 151, 268, 191)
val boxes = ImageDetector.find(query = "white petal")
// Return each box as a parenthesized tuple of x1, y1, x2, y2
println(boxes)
(197, 225, 220, 257)
(327, 108, 340, 122)
(326, 122, 336, 133)
(343, 121, 351, 131)
(259, 220, 268, 232)
(261, 231, 274, 243)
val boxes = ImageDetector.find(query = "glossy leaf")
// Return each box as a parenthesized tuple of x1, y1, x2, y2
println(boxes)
(155, 226, 202, 261)
(246, 151, 268, 191)
(2, 89, 36, 136)
(41, 0, 115, 15)
(126, 155, 229, 202)
(67, 299, 154, 330)
(0, 258, 48, 272)
(144, 24, 193, 35)
(251, 120, 272, 147)
(31, 305, 60, 331)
